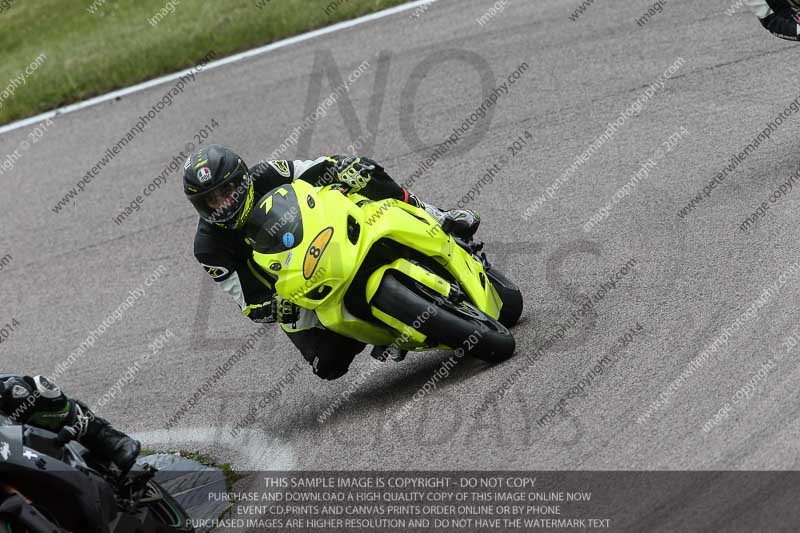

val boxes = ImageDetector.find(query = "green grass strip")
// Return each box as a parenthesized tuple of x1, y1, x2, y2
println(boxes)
(0, 0, 410, 125)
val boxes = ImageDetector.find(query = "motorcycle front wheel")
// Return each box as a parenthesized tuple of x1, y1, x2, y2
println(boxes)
(372, 272, 516, 363)
(139, 479, 194, 532)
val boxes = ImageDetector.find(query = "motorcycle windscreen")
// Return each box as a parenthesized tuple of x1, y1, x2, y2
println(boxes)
(247, 186, 304, 254)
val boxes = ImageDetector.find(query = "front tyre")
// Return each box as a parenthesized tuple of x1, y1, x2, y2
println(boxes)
(372, 273, 515, 363)
(140, 480, 194, 532)
(486, 267, 523, 328)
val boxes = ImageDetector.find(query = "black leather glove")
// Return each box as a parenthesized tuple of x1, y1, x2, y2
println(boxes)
(272, 297, 301, 324)
(244, 298, 301, 324)
(245, 301, 276, 323)
(333, 156, 381, 193)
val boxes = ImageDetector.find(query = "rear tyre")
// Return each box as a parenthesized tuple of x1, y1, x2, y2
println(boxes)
(372, 273, 515, 363)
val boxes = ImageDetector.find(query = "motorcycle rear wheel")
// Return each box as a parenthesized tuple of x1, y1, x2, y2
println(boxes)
(372, 272, 515, 363)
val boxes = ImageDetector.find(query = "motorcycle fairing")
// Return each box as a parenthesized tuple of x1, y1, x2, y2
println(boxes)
(252, 181, 504, 347)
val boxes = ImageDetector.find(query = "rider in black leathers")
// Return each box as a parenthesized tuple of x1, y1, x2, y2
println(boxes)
(0, 374, 140, 472)
(747, 0, 800, 39)
(185, 146, 480, 380)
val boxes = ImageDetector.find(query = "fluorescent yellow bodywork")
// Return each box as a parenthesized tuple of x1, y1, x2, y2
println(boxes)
(252, 181, 503, 349)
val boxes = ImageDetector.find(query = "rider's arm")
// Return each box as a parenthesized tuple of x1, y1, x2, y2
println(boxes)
(0, 375, 140, 471)
(747, 0, 800, 40)
(250, 157, 340, 188)
(194, 221, 278, 322)
(253, 155, 411, 203)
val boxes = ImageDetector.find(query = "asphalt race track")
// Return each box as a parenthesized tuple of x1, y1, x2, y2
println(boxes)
(3, 0, 800, 500)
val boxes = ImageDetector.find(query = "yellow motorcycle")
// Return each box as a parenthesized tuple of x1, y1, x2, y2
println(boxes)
(248, 181, 523, 363)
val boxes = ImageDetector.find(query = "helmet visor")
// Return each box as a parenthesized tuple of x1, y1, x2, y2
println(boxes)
(189, 173, 251, 224)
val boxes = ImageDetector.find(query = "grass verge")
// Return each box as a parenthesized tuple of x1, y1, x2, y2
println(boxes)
(0, 0, 410, 125)
(140, 448, 244, 489)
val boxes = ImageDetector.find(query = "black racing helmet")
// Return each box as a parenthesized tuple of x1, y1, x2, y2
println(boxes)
(183, 144, 254, 230)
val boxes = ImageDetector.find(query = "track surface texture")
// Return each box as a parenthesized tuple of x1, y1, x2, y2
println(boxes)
(2, 0, 799, 482)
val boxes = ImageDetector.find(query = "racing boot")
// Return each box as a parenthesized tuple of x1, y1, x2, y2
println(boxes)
(76, 403, 141, 473)
(407, 192, 480, 240)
